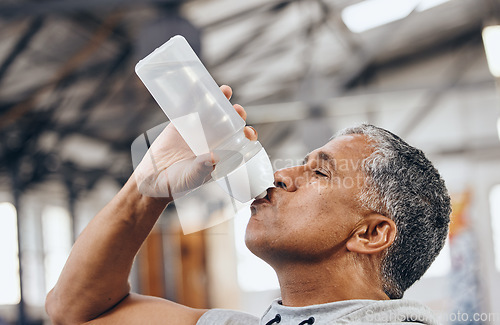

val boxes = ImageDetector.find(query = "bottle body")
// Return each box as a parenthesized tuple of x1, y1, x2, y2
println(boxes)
(136, 36, 245, 156)
(135, 35, 274, 202)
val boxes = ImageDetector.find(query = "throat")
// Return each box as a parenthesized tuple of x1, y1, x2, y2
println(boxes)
(275, 261, 389, 307)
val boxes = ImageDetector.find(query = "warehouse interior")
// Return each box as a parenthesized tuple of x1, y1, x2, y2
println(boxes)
(1, 0, 500, 323)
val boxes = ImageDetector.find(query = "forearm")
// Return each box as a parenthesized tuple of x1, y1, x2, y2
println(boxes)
(46, 174, 171, 324)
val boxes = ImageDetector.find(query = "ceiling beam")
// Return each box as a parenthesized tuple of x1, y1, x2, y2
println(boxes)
(0, 0, 184, 18)
(0, 59, 122, 113)
(0, 17, 44, 86)
(57, 43, 133, 137)
(0, 13, 123, 129)
(397, 36, 482, 138)
(343, 25, 483, 89)
(208, 2, 293, 68)
(201, 0, 296, 30)
(334, 2, 478, 93)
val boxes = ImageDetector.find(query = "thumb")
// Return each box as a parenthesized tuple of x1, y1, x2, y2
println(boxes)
(190, 152, 219, 181)
(176, 153, 219, 194)
(165, 153, 220, 197)
(194, 153, 215, 173)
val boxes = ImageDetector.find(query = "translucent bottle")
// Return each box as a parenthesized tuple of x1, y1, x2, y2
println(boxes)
(135, 35, 274, 202)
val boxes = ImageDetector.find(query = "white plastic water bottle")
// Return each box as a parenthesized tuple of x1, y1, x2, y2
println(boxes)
(135, 35, 274, 203)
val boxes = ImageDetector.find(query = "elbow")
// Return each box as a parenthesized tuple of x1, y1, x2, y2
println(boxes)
(46, 288, 78, 325)
(46, 289, 64, 325)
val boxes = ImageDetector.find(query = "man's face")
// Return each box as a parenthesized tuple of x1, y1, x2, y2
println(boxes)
(246, 134, 375, 264)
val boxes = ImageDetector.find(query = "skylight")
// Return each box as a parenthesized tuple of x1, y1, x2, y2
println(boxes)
(342, 0, 450, 33)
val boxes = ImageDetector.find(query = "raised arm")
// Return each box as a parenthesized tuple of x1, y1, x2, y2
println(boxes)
(45, 86, 257, 325)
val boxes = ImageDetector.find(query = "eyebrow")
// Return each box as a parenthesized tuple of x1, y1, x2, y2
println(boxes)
(303, 151, 336, 170)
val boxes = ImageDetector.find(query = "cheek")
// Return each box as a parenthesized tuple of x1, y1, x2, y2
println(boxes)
(278, 188, 335, 221)
(279, 191, 355, 240)
(277, 200, 332, 237)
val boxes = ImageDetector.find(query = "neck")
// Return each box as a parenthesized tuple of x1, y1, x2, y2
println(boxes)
(273, 253, 389, 307)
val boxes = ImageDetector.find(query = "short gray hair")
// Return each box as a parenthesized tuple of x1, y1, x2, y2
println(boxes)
(336, 124, 451, 299)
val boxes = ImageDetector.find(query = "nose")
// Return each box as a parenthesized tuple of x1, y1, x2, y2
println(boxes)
(273, 166, 304, 192)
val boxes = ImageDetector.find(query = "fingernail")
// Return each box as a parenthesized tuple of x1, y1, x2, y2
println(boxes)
(248, 126, 257, 135)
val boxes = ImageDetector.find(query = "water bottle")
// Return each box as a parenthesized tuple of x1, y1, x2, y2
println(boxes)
(135, 35, 274, 203)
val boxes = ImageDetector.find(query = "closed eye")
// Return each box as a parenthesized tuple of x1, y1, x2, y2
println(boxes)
(314, 170, 328, 177)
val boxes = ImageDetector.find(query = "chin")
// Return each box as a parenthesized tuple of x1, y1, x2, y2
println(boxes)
(245, 228, 280, 266)
(244, 228, 267, 256)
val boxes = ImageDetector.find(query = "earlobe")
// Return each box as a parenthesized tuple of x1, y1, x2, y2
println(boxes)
(346, 215, 397, 255)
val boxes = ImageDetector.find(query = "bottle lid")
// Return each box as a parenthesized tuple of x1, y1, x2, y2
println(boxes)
(213, 146, 274, 203)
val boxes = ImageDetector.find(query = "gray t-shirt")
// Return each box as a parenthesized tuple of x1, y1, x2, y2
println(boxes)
(197, 298, 441, 324)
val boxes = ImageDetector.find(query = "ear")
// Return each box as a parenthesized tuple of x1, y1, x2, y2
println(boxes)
(346, 215, 397, 254)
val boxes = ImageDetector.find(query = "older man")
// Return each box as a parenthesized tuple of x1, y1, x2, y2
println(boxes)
(46, 86, 450, 325)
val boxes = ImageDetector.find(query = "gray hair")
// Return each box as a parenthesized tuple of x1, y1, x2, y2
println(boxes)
(336, 124, 451, 299)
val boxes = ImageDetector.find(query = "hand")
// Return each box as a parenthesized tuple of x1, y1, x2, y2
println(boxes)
(134, 85, 257, 199)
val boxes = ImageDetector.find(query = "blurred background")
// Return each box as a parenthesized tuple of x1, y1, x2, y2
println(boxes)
(1, 0, 500, 324)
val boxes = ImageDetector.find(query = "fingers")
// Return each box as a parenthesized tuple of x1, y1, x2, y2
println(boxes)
(220, 85, 257, 141)
(220, 85, 247, 120)
(233, 104, 247, 121)
(244, 126, 258, 141)
(220, 85, 232, 100)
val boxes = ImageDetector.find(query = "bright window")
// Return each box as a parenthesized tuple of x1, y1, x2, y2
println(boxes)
(0, 202, 21, 305)
(42, 206, 73, 292)
(489, 184, 500, 271)
(482, 25, 500, 78)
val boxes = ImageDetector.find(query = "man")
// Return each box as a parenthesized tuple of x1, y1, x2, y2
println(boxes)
(45, 86, 451, 324)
